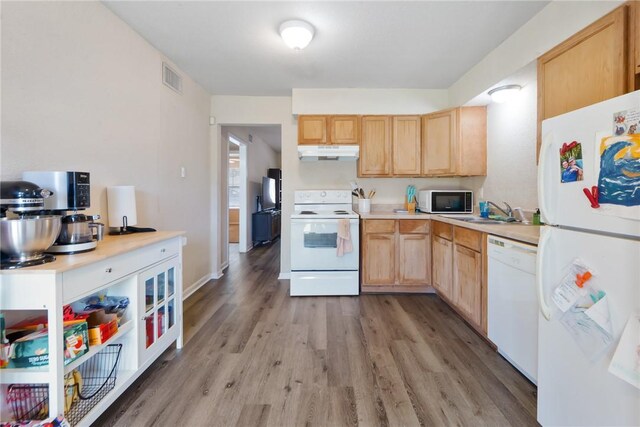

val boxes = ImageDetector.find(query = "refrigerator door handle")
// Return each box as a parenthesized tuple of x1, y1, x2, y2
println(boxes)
(538, 131, 552, 224)
(536, 228, 552, 320)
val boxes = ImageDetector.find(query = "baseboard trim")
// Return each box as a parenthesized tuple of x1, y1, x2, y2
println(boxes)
(278, 272, 290, 280)
(183, 273, 214, 300)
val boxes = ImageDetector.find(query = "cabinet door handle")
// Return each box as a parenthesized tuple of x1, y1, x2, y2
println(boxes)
(105, 267, 113, 273)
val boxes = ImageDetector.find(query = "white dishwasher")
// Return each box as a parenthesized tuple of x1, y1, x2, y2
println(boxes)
(487, 235, 538, 384)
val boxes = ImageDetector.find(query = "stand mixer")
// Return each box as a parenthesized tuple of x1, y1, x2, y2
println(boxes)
(0, 181, 61, 269)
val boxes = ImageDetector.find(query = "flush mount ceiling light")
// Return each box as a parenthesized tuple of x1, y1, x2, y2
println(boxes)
(279, 20, 315, 50)
(488, 84, 522, 103)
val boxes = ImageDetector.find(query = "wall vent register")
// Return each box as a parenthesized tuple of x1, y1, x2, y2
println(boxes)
(162, 62, 182, 94)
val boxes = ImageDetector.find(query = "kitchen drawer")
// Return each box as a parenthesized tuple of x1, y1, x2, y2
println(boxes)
(399, 219, 429, 234)
(364, 220, 396, 234)
(453, 226, 482, 252)
(62, 238, 180, 303)
(432, 221, 453, 240)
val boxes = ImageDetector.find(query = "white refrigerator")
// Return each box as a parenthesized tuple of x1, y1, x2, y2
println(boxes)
(537, 90, 640, 426)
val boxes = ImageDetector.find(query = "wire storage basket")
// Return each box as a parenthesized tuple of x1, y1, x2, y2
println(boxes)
(6, 344, 122, 425)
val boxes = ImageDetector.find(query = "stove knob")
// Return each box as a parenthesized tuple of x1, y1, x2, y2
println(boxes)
(320, 191, 326, 198)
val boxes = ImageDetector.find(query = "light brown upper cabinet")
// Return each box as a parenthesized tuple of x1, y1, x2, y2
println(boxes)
(537, 4, 634, 157)
(392, 116, 422, 176)
(422, 107, 487, 176)
(359, 116, 392, 176)
(298, 115, 360, 145)
(298, 115, 328, 145)
(330, 115, 360, 144)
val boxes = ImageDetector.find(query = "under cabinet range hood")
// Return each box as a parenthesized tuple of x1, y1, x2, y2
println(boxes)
(298, 145, 359, 161)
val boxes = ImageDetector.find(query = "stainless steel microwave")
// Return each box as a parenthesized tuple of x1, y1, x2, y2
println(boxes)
(417, 190, 473, 214)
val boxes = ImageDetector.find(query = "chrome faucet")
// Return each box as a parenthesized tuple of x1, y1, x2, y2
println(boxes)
(487, 201, 514, 218)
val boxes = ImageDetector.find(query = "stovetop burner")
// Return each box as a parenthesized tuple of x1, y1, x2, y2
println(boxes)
(1, 253, 56, 270)
(300, 211, 317, 215)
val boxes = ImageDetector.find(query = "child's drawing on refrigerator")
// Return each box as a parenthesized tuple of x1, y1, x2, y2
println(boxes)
(594, 134, 640, 219)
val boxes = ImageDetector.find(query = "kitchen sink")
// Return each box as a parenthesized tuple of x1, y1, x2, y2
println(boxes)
(459, 218, 508, 225)
(439, 215, 515, 225)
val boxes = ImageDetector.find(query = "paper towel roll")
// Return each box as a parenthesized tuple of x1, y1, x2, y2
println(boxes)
(107, 186, 138, 228)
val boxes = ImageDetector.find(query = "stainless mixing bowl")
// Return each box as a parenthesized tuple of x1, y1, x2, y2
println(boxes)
(0, 215, 62, 261)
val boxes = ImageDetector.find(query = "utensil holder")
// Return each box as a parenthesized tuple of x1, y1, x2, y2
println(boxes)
(407, 202, 416, 213)
(358, 199, 371, 213)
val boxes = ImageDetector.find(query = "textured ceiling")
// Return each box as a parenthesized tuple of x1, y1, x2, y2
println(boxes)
(103, 1, 548, 96)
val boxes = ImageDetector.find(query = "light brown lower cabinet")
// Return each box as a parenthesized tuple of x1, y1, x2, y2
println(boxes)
(453, 244, 482, 326)
(431, 235, 453, 300)
(398, 233, 431, 285)
(431, 221, 486, 333)
(361, 219, 431, 292)
(362, 232, 396, 285)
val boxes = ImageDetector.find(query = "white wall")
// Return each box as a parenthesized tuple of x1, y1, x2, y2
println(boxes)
(449, 1, 623, 106)
(1, 1, 212, 292)
(472, 62, 539, 210)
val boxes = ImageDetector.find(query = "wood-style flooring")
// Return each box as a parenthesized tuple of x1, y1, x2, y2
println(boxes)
(96, 242, 538, 426)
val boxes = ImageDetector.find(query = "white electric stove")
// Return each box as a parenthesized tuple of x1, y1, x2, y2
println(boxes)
(290, 190, 360, 296)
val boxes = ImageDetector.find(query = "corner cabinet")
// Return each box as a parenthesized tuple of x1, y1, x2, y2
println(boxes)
(431, 221, 486, 334)
(298, 115, 359, 145)
(422, 107, 487, 176)
(0, 233, 184, 426)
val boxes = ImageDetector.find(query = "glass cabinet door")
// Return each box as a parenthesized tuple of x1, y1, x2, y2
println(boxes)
(168, 267, 175, 297)
(139, 257, 180, 362)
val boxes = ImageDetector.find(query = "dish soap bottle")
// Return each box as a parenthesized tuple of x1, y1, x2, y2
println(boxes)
(533, 209, 542, 225)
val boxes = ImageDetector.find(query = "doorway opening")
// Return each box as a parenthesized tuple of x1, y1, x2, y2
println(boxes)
(220, 125, 282, 271)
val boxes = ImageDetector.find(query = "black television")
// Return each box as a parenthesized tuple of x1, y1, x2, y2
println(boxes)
(261, 176, 276, 211)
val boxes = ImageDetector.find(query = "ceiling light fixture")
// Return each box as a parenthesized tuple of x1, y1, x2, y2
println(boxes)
(279, 20, 314, 50)
(488, 84, 522, 103)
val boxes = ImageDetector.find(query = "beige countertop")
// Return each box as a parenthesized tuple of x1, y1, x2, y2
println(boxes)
(359, 211, 540, 245)
(1, 231, 185, 274)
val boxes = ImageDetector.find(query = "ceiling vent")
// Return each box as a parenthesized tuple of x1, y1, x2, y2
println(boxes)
(162, 62, 182, 94)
